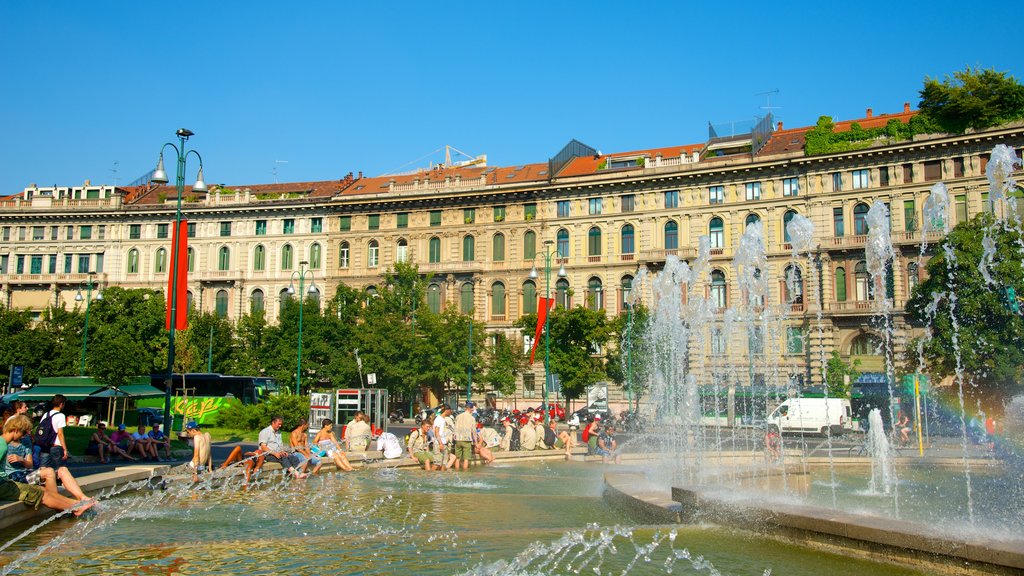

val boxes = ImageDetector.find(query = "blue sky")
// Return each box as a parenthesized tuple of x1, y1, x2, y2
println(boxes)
(1, 1, 1019, 193)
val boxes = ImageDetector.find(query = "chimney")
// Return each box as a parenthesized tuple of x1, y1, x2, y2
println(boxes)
(866, 108, 873, 118)
(776, 121, 784, 131)
(358, 171, 363, 179)
(904, 102, 911, 114)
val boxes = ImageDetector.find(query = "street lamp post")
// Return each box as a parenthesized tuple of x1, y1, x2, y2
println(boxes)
(150, 129, 208, 433)
(529, 240, 567, 425)
(288, 260, 317, 395)
(74, 272, 102, 376)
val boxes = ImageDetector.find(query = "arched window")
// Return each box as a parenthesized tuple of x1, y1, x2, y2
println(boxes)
(855, 261, 870, 300)
(215, 289, 229, 318)
(429, 237, 441, 263)
(492, 233, 505, 262)
(339, 241, 350, 268)
(556, 229, 569, 258)
(251, 289, 265, 314)
(396, 239, 408, 263)
(850, 333, 881, 355)
(587, 277, 603, 311)
(281, 244, 293, 270)
(368, 240, 379, 268)
(427, 283, 442, 314)
(556, 278, 570, 308)
(523, 230, 537, 260)
(491, 282, 506, 317)
(186, 290, 194, 311)
(279, 288, 291, 315)
(784, 264, 803, 304)
(835, 266, 848, 302)
(460, 282, 474, 313)
(522, 280, 537, 315)
(254, 245, 266, 271)
(665, 220, 678, 250)
(908, 261, 921, 293)
(710, 269, 727, 308)
(309, 243, 322, 269)
(588, 227, 602, 256)
(308, 285, 321, 310)
(783, 210, 797, 243)
(621, 224, 635, 254)
(854, 203, 869, 235)
(127, 249, 139, 274)
(187, 247, 195, 272)
(462, 235, 475, 261)
(621, 275, 634, 310)
(218, 246, 230, 271)
(709, 218, 724, 249)
(745, 213, 761, 228)
(155, 248, 167, 273)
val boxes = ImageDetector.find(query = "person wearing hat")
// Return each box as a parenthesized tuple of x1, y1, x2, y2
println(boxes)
(185, 421, 212, 482)
(452, 402, 477, 470)
(406, 420, 435, 470)
(110, 423, 134, 456)
(519, 413, 538, 451)
(86, 421, 135, 464)
(499, 417, 515, 451)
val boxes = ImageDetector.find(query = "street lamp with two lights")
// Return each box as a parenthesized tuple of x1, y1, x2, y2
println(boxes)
(288, 260, 317, 395)
(529, 239, 567, 425)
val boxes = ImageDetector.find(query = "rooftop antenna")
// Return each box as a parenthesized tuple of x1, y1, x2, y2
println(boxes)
(757, 89, 782, 116)
(109, 160, 119, 187)
(273, 160, 288, 184)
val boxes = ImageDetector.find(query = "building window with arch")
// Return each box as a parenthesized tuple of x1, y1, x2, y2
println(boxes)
(187, 247, 195, 272)
(368, 240, 380, 268)
(588, 227, 602, 256)
(854, 203, 869, 235)
(396, 239, 408, 263)
(783, 210, 797, 243)
(254, 245, 266, 271)
(522, 280, 537, 315)
(427, 283, 442, 314)
(710, 270, 727, 308)
(282, 244, 294, 270)
(251, 289, 265, 314)
(460, 282, 474, 314)
(155, 248, 167, 273)
(587, 277, 603, 311)
(491, 282, 506, 317)
(127, 249, 139, 274)
(492, 233, 505, 262)
(855, 261, 870, 300)
(215, 289, 229, 318)
(308, 286, 321, 310)
(850, 333, 881, 356)
(908, 261, 921, 293)
(279, 288, 291, 315)
(218, 246, 230, 271)
(835, 266, 848, 302)
(556, 278, 570, 308)
(745, 213, 761, 229)
(523, 231, 536, 260)
(462, 235, 475, 261)
(339, 241, 350, 268)
(429, 237, 441, 263)
(309, 243, 322, 269)
(709, 218, 724, 249)
(784, 264, 803, 304)
(664, 220, 678, 250)
(621, 224, 635, 254)
(186, 290, 194, 311)
(556, 229, 569, 258)
(620, 275, 634, 310)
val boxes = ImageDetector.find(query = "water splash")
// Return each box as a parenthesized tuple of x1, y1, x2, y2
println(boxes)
(866, 409, 896, 495)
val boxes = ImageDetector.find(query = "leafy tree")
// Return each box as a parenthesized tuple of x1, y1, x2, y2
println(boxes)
(233, 310, 271, 376)
(177, 311, 235, 373)
(483, 332, 526, 397)
(824, 349, 860, 398)
(546, 306, 612, 402)
(416, 305, 486, 400)
(0, 306, 53, 387)
(906, 213, 1024, 393)
(85, 287, 167, 385)
(919, 67, 1024, 134)
(36, 304, 85, 377)
(605, 303, 652, 409)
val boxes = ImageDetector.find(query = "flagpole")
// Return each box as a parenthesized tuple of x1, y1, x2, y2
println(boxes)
(529, 240, 567, 425)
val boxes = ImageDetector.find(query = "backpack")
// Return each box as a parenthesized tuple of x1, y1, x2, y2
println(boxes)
(34, 411, 58, 450)
(582, 425, 591, 443)
(509, 427, 521, 451)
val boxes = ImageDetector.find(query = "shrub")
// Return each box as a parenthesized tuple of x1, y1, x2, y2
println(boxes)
(216, 393, 310, 431)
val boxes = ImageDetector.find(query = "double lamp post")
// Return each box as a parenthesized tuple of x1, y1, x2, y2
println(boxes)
(529, 239, 566, 425)
(289, 260, 317, 395)
(75, 272, 102, 376)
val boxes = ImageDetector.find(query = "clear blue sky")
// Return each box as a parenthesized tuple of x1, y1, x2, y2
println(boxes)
(1, 1, 1019, 193)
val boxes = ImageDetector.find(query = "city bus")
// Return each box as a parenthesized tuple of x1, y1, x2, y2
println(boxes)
(136, 373, 279, 426)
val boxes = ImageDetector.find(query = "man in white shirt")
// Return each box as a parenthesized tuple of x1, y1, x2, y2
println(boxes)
(432, 406, 455, 470)
(39, 395, 69, 468)
(255, 415, 307, 479)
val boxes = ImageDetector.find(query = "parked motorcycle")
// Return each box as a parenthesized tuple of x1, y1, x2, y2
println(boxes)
(389, 409, 405, 424)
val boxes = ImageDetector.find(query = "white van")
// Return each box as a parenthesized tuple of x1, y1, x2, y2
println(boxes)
(767, 398, 852, 435)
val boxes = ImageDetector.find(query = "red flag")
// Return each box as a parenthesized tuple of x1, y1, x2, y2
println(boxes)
(165, 220, 189, 331)
(529, 297, 555, 364)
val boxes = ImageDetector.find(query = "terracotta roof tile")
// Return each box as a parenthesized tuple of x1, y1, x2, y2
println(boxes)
(758, 107, 918, 157)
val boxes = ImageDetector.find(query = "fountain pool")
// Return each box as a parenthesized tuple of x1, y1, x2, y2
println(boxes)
(0, 461, 931, 575)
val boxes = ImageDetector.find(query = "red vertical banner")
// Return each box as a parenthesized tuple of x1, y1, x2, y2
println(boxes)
(529, 297, 555, 364)
(165, 220, 189, 331)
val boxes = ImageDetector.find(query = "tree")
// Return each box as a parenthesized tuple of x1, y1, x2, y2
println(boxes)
(483, 332, 526, 397)
(85, 287, 167, 385)
(36, 304, 84, 377)
(416, 305, 486, 400)
(906, 213, 1024, 394)
(605, 303, 652, 408)
(919, 67, 1024, 134)
(546, 306, 613, 402)
(0, 306, 53, 387)
(824, 349, 860, 398)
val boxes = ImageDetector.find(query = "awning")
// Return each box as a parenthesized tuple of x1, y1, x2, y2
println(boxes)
(89, 384, 165, 399)
(11, 385, 105, 401)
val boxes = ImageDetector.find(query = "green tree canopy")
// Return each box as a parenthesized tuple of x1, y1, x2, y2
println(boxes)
(919, 67, 1024, 134)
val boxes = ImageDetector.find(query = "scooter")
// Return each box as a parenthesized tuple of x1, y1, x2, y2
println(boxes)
(414, 407, 434, 425)
(389, 409, 405, 424)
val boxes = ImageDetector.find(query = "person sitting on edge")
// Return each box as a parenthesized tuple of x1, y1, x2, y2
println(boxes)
(583, 415, 602, 455)
(251, 416, 308, 481)
(148, 423, 173, 461)
(452, 401, 477, 471)
(596, 425, 622, 464)
(289, 419, 321, 475)
(499, 417, 515, 452)
(185, 421, 212, 483)
(131, 424, 160, 461)
(344, 412, 372, 452)
(86, 422, 135, 464)
(406, 420, 435, 471)
(519, 417, 538, 451)
(544, 419, 576, 460)
(0, 415, 94, 516)
(37, 395, 91, 500)
(311, 419, 356, 472)
(110, 424, 134, 456)
(478, 424, 501, 451)
(896, 411, 912, 445)
(532, 417, 549, 450)
(473, 422, 496, 465)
